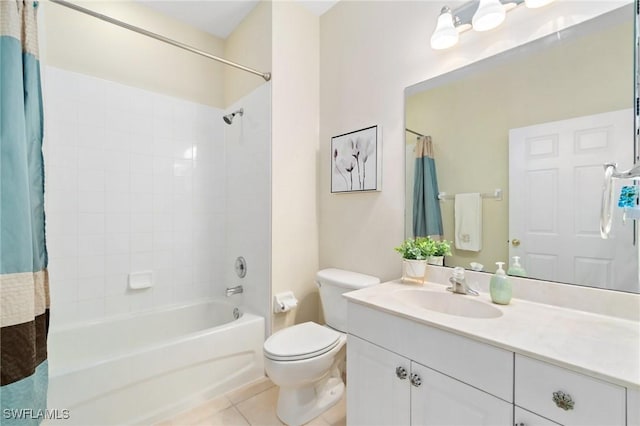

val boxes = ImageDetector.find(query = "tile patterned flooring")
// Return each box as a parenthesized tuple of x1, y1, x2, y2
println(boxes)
(155, 377, 346, 426)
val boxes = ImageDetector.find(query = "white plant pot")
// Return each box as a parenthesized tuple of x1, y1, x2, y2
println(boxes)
(403, 259, 427, 279)
(427, 256, 444, 266)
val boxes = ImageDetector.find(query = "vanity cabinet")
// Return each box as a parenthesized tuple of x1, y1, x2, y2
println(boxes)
(347, 301, 633, 426)
(347, 335, 512, 426)
(347, 302, 513, 425)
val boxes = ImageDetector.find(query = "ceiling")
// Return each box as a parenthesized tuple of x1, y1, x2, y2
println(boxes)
(138, 0, 339, 39)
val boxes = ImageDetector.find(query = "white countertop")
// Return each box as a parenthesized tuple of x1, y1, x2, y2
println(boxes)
(344, 280, 640, 389)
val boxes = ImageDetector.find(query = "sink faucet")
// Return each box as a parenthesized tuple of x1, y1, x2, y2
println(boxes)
(226, 285, 243, 296)
(447, 267, 478, 296)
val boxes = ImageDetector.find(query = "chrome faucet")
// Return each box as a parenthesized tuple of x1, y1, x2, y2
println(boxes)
(225, 285, 243, 296)
(447, 267, 478, 296)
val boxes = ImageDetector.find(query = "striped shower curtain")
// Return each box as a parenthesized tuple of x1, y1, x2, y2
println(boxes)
(1, 2, 50, 425)
(413, 136, 443, 238)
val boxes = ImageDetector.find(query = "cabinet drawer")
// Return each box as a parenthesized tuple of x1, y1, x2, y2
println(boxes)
(515, 355, 625, 426)
(348, 302, 513, 402)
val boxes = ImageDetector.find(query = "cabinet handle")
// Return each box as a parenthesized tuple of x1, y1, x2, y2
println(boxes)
(410, 373, 422, 387)
(552, 390, 574, 410)
(515, 423, 525, 426)
(395, 366, 408, 380)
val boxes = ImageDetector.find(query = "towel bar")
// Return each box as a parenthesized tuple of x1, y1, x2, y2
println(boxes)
(437, 189, 502, 201)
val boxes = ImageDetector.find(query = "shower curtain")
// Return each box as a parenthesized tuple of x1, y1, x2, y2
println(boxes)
(413, 135, 443, 238)
(1, 2, 50, 424)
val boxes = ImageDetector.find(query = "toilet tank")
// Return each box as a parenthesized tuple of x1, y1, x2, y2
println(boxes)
(316, 268, 380, 332)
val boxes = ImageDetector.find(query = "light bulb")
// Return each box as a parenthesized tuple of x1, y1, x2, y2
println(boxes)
(472, 0, 506, 32)
(430, 7, 459, 50)
(525, 0, 554, 8)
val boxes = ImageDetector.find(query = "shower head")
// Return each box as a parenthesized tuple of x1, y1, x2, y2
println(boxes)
(223, 108, 243, 125)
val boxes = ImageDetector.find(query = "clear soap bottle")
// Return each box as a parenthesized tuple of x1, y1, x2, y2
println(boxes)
(507, 256, 527, 278)
(490, 262, 512, 305)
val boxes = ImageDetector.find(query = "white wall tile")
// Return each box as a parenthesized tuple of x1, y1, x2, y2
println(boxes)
(105, 294, 131, 316)
(78, 213, 105, 235)
(47, 235, 79, 259)
(78, 170, 105, 192)
(105, 273, 128, 297)
(131, 193, 153, 214)
(106, 233, 130, 255)
(106, 213, 130, 234)
(78, 276, 105, 301)
(105, 171, 129, 193)
(78, 255, 104, 279)
(44, 66, 240, 327)
(131, 233, 153, 253)
(76, 299, 105, 321)
(131, 214, 153, 234)
(78, 235, 105, 257)
(105, 254, 130, 276)
(79, 191, 105, 213)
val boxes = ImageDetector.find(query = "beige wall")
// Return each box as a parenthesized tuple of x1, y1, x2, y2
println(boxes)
(406, 19, 632, 270)
(271, 1, 320, 332)
(224, 1, 272, 107)
(319, 1, 630, 283)
(41, 0, 225, 107)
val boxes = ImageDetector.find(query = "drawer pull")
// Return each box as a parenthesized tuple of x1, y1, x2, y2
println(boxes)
(410, 373, 422, 387)
(395, 366, 408, 380)
(552, 390, 574, 410)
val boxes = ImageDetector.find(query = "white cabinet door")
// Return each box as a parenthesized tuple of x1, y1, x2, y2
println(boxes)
(410, 362, 512, 426)
(347, 335, 411, 426)
(514, 406, 560, 425)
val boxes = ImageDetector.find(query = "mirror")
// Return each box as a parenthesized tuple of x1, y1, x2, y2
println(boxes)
(405, 4, 639, 293)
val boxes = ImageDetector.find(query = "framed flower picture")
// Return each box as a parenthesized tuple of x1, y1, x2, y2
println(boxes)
(331, 125, 381, 193)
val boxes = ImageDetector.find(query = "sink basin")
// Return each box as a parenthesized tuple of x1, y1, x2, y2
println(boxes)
(393, 289, 503, 319)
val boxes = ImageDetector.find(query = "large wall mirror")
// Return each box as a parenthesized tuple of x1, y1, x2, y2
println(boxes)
(405, 4, 639, 293)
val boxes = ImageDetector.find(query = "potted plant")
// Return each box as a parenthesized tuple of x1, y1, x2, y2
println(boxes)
(394, 237, 433, 280)
(427, 239, 452, 266)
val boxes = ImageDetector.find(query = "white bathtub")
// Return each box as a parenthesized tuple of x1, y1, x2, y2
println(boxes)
(46, 300, 265, 425)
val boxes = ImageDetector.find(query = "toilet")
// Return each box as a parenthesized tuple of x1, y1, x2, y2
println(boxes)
(263, 268, 380, 425)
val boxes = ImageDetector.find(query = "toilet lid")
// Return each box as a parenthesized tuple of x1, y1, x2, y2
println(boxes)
(264, 322, 342, 361)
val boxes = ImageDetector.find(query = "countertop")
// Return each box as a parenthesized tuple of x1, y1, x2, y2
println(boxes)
(343, 280, 640, 389)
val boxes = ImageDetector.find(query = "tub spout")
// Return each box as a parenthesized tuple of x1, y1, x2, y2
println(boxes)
(226, 285, 243, 296)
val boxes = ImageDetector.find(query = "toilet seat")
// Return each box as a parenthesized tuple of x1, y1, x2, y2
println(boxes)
(264, 322, 342, 361)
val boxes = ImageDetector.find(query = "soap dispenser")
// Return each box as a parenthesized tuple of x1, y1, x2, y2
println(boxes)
(490, 262, 512, 305)
(507, 256, 527, 278)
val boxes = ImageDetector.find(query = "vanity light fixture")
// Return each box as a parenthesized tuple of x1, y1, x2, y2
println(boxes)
(430, 7, 459, 50)
(472, 0, 506, 32)
(429, 0, 555, 50)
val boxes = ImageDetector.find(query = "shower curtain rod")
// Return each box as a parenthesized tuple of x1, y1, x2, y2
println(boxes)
(406, 128, 426, 137)
(49, 0, 272, 81)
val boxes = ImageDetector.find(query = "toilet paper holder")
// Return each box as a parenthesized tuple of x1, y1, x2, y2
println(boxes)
(273, 291, 298, 313)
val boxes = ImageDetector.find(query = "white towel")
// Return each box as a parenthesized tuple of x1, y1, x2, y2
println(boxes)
(454, 193, 482, 252)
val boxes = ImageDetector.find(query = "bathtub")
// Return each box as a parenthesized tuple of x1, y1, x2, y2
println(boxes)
(46, 300, 265, 425)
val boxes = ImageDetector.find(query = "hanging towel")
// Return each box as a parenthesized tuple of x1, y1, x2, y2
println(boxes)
(455, 193, 482, 252)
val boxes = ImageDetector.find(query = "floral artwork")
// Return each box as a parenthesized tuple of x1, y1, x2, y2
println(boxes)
(331, 125, 380, 193)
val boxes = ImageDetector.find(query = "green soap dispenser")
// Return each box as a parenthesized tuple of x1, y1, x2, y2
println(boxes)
(490, 262, 512, 305)
(507, 256, 528, 277)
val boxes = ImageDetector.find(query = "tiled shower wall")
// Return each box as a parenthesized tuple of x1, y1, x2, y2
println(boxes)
(223, 83, 271, 331)
(44, 66, 226, 325)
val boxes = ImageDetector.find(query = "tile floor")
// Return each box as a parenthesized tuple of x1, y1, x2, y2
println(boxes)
(155, 377, 346, 426)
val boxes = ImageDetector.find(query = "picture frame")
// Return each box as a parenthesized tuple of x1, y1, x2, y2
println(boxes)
(331, 125, 381, 193)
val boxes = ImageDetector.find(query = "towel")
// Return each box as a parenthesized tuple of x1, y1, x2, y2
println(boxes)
(455, 193, 482, 252)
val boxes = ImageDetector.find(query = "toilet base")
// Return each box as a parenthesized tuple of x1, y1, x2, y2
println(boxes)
(276, 370, 344, 426)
